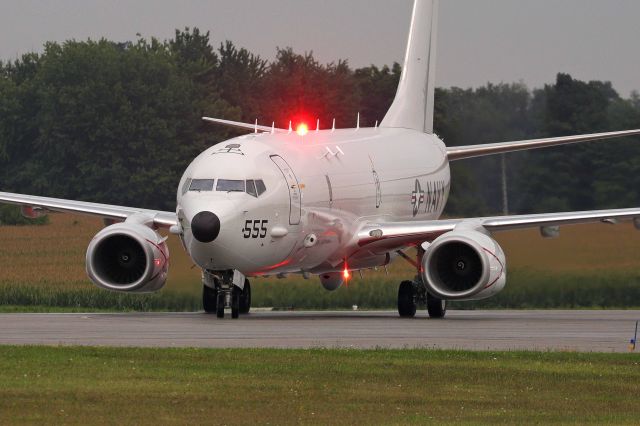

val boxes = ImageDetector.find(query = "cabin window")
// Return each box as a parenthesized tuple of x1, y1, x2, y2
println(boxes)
(189, 179, 214, 192)
(217, 179, 245, 192)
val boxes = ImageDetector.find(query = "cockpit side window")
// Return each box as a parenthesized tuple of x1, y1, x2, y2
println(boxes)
(217, 179, 245, 192)
(255, 179, 267, 196)
(189, 179, 215, 192)
(181, 178, 192, 195)
(246, 180, 257, 197)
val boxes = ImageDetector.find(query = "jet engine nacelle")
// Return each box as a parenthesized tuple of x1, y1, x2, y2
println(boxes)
(86, 222, 169, 293)
(420, 228, 506, 301)
(319, 272, 344, 291)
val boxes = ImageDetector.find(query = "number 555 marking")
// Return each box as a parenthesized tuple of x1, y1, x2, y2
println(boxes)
(243, 220, 268, 239)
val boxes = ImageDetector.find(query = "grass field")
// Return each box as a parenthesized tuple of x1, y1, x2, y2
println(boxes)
(0, 346, 638, 424)
(1, 214, 640, 311)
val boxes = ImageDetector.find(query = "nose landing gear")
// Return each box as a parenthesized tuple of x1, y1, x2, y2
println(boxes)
(202, 271, 251, 319)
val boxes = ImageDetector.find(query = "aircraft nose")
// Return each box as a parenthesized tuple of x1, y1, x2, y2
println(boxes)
(191, 211, 221, 243)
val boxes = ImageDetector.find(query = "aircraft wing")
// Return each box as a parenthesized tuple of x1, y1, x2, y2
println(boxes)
(357, 207, 640, 249)
(447, 128, 640, 161)
(202, 117, 288, 134)
(0, 192, 177, 228)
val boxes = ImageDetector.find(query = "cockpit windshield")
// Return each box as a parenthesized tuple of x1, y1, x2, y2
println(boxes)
(185, 178, 266, 196)
(255, 179, 266, 196)
(189, 179, 214, 192)
(245, 179, 267, 197)
(217, 179, 245, 192)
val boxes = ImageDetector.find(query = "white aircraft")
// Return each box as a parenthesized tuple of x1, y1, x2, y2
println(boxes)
(1, 0, 640, 319)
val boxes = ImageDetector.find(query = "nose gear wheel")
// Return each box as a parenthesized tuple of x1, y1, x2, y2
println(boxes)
(203, 284, 217, 314)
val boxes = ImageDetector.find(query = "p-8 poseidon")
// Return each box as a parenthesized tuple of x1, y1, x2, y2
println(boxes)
(2, 0, 640, 318)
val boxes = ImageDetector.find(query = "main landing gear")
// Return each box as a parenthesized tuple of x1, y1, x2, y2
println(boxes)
(396, 249, 447, 319)
(203, 272, 251, 319)
(397, 280, 446, 318)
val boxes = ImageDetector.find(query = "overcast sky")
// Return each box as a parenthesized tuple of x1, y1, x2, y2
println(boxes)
(1, 0, 638, 96)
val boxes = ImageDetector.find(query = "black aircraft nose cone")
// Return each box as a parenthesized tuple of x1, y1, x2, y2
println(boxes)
(191, 211, 221, 243)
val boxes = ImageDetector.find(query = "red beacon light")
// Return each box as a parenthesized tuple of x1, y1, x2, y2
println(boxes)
(296, 123, 309, 136)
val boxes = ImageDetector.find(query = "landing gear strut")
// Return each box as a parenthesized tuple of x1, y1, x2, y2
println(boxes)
(202, 271, 252, 319)
(396, 248, 447, 319)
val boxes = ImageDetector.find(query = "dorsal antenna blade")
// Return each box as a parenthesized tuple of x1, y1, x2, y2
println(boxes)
(288, 120, 292, 134)
(332, 118, 336, 132)
(356, 112, 360, 130)
(254, 119, 258, 134)
(271, 122, 275, 134)
(316, 118, 320, 132)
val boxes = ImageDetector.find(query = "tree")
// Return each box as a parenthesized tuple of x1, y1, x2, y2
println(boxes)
(514, 73, 636, 213)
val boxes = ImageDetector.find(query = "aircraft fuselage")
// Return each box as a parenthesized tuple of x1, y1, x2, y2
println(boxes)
(177, 127, 450, 276)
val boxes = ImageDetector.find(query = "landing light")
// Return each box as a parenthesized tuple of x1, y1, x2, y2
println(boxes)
(343, 266, 350, 280)
(296, 123, 309, 136)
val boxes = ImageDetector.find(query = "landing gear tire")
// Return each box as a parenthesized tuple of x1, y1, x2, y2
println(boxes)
(203, 285, 217, 314)
(398, 280, 417, 318)
(427, 293, 447, 319)
(231, 286, 241, 319)
(216, 291, 225, 319)
(239, 279, 251, 314)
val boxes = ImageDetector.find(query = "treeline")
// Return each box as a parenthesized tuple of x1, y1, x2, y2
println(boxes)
(1, 28, 639, 214)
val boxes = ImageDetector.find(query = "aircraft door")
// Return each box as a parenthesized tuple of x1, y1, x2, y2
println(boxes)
(270, 155, 301, 225)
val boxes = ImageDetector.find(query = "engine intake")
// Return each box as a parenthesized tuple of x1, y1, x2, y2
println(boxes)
(86, 222, 169, 293)
(421, 229, 506, 301)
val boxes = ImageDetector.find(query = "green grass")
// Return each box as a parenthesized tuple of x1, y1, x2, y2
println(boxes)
(0, 346, 639, 424)
(0, 284, 201, 312)
(2, 269, 640, 312)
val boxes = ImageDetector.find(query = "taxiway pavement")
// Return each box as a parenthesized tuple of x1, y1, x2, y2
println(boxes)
(0, 310, 638, 352)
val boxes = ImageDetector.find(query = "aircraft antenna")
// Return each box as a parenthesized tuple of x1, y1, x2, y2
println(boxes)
(316, 119, 320, 132)
(356, 112, 360, 130)
(288, 121, 292, 134)
(271, 122, 275, 134)
(332, 118, 336, 132)
(254, 119, 258, 134)
(375, 120, 379, 129)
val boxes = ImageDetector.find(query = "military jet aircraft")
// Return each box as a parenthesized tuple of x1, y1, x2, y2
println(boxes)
(2, 0, 639, 318)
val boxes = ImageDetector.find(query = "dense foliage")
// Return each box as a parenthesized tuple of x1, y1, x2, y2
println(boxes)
(1, 29, 639, 214)
(0, 205, 48, 226)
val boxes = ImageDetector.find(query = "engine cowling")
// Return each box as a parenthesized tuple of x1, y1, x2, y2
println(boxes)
(86, 222, 169, 293)
(319, 272, 344, 291)
(420, 229, 506, 301)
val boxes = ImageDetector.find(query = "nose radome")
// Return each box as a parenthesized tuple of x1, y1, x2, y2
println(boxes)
(191, 211, 221, 243)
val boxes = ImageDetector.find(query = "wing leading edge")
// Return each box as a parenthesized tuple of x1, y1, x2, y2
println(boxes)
(358, 207, 640, 249)
(0, 192, 177, 228)
(447, 128, 640, 161)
